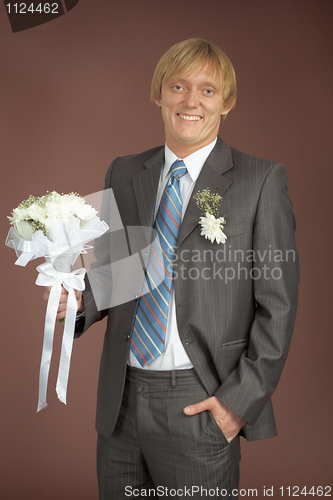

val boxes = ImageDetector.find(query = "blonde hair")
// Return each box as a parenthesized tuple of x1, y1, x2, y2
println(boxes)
(150, 38, 237, 120)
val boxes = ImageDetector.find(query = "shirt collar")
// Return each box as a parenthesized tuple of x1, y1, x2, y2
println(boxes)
(163, 137, 217, 182)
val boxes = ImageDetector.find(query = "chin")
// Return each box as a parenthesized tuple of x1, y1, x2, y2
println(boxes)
(181, 135, 201, 144)
(176, 129, 200, 141)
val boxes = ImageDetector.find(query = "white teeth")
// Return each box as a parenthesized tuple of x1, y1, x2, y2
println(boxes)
(178, 114, 201, 121)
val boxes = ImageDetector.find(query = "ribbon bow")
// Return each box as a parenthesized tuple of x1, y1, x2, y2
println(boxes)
(35, 262, 86, 411)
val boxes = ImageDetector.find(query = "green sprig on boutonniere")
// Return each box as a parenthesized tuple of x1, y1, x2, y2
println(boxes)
(194, 188, 227, 244)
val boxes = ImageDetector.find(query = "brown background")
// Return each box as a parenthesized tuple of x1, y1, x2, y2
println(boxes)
(1, 0, 332, 498)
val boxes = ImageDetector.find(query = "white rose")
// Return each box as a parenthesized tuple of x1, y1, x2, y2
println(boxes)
(199, 212, 227, 244)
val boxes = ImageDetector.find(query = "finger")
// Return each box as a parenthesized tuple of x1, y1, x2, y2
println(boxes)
(74, 290, 83, 300)
(56, 298, 69, 320)
(58, 300, 68, 312)
(43, 286, 52, 301)
(58, 296, 69, 305)
(225, 430, 240, 443)
(76, 294, 85, 312)
(58, 288, 69, 303)
(56, 310, 67, 321)
(183, 397, 215, 415)
(44, 286, 68, 301)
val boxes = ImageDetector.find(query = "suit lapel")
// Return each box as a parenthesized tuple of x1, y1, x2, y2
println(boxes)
(132, 138, 234, 244)
(132, 147, 164, 227)
(178, 137, 234, 247)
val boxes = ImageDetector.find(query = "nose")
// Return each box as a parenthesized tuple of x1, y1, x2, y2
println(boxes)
(184, 89, 199, 108)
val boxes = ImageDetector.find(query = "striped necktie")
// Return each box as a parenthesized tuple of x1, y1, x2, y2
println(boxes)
(130, 159, 187, 366)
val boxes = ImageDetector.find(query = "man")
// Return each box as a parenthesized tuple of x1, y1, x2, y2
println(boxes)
(52, 38, 299, 498)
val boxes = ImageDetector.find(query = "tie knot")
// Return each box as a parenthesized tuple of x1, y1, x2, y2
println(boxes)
(170, 159, 187, 180)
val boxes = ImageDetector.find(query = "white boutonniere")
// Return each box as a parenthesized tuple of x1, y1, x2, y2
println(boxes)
(194, 188, 227, 244)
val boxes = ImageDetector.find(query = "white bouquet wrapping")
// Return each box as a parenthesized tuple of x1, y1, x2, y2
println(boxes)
(6, 191, 109, 411)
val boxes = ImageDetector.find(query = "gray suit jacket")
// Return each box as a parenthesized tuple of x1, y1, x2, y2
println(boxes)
(75, 136, 299, 441)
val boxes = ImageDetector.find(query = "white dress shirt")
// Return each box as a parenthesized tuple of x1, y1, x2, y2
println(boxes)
(129, 138, 217, 370)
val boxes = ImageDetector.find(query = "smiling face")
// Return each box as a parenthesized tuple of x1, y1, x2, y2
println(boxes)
(155, 63, 231, 158)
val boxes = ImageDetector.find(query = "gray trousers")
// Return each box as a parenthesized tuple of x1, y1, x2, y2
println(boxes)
(97, 367, 241, 499)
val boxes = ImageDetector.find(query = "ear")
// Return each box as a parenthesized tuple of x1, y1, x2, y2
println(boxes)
(154, 97, 162, 108)
(221, 103, 233, 116)
(221, 96, 235, 117)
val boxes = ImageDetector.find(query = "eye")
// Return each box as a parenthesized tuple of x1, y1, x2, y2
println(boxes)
(173, 85, 183, 90)
(204, 89, 214, 95)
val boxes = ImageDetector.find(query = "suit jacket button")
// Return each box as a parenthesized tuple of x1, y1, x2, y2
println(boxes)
(124, 333, 131, 341)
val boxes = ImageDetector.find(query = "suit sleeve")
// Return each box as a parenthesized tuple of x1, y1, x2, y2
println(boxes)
(215, 163, 300, 426)
(75, 158, 119, 338)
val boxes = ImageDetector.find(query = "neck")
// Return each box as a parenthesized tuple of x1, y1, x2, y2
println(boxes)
(165, 137, 217, 159)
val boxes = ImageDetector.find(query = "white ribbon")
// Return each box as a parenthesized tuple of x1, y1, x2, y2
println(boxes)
(35, 262, 86, 411)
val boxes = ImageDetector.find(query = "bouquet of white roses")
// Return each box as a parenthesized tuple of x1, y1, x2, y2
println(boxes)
(6, 191, 109, 411)
(6, 191, 102, 266)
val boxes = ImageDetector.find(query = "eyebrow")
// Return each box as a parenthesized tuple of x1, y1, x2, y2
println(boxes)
(203, 82, 219, 89)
